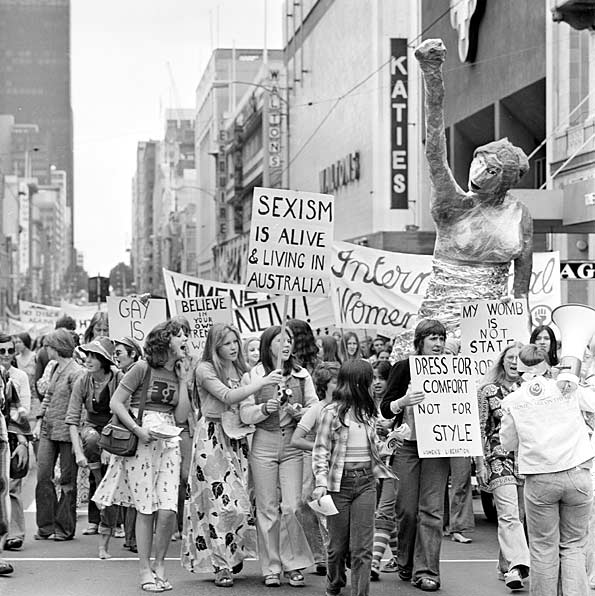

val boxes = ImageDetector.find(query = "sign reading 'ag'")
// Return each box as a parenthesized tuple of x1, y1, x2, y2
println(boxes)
(245, 187, 334, 297)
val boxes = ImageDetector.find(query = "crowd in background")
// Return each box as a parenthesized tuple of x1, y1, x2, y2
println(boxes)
(0, 313, 595, 596)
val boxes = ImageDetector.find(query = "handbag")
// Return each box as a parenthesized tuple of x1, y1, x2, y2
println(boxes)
(99, 365, 150, 457)
(8, 435, 29, 480)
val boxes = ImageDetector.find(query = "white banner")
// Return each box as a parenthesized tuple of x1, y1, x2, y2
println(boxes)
(107, 296, 167, 344)
(410, 355, 483, 457)
(18, 300, 62, 337)
(330, 241, 432, 332)
(245, 187, 334, 297)
(527, 251, 561, 327)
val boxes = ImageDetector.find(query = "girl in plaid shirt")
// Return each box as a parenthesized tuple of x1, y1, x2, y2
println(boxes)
(312, 360, 395, 596)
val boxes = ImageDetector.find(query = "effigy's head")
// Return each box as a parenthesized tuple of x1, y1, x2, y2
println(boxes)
(468, 138, 529, 200)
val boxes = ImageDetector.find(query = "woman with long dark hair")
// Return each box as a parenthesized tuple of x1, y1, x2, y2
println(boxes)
(313, 360, 395, 596)
(182, 323, 281, 587)
(529, 325, 559, 367)
(93, 320, 191, 593)
(240, 325, 317, 587)
(287, 319, 320, 375)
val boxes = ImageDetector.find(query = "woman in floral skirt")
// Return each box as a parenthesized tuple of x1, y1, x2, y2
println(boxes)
(181, 323, 283, 588)
(93, 320, 191, 593)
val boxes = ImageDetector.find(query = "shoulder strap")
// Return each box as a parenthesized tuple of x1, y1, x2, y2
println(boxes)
(136, 364, 151, 427)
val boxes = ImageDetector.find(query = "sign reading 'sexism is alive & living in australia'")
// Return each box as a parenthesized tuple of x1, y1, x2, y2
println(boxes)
(245, 187, 334, 297)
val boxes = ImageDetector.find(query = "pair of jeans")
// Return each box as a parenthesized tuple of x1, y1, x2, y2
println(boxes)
(35, 437, 77, 539)
(249, 427, 314, 576)
(327, 469, 376, 596)
(8, 478, 25, 540)
(394, 440, 450, 584)
(524, 466, 592, 596)
(80, 426, 111, 530)
(446, 457, 474, 534)
(492, 483, 529, 575)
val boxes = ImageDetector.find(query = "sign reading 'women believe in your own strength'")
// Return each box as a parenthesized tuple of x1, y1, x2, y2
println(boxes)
(245, 187, 334, 297)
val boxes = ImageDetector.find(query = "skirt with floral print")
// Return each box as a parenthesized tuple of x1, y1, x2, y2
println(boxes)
(181, 417, 257, 573)
(92, 411, 180, 514)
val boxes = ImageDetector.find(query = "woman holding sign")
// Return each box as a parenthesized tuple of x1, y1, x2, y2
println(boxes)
(181, 323, 282, 588)
(240, 325, 317, 587)
(476, 342, 530, 590)
(380, 319, 449, 592)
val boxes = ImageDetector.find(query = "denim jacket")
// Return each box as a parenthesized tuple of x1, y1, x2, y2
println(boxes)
(313, 402, 396, 492)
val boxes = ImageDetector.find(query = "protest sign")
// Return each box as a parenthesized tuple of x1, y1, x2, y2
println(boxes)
(107, 296, 167, 343)
(60, 302, 107, 336)
(330, 241, 431, 332)
(18, 300, 62, 337)
(163, 268, 332, 337)
(245, 188, 334, 297)
(409, 355, 483, 457)
(172, 294, 231, 358)
(460, 299, 530, 377)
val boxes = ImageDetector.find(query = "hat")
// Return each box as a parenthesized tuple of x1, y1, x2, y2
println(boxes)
(80, 336, 115, 365)
(115, 336, 144, 358)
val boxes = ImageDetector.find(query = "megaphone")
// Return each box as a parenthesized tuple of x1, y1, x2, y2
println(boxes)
(551, 304, 595, 389)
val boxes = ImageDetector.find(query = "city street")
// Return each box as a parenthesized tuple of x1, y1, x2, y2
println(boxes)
(1, 469, 514, 596)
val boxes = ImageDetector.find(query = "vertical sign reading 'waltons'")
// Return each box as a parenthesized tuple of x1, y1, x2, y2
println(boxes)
(390, 38, 408, 209)
(245, 188, 334, 297)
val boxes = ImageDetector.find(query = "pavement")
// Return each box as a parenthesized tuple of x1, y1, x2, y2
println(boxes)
(0, 471, 516, 596)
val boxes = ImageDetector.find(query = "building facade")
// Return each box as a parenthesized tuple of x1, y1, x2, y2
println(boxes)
(284, 0, 426, 252)
(0, 0, 74, 258)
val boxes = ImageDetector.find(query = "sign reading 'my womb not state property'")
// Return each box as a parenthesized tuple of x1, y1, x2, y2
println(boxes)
(245, 187, 334, 297)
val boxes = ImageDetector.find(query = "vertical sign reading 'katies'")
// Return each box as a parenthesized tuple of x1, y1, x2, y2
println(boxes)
(390, 38, 408, 210)
(245, 188, 334, 297)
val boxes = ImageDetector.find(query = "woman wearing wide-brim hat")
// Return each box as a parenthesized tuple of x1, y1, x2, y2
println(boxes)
(65, 336, 122, 559)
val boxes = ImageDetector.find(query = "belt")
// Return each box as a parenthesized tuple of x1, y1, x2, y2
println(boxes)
(343, 466, 372, 476)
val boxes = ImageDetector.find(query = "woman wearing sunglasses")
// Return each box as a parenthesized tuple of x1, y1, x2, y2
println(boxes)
(240, 325, 317, 587)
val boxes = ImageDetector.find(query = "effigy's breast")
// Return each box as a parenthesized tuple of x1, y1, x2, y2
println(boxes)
(437, 200, 523, 264)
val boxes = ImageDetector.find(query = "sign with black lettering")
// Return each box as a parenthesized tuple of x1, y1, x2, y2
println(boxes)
(560, 261, 595, 280)
(173, 296, 231, 358)
(460, 299, 529, 377)
(107, 296, 167, 344)
(410, 355, 482, 457)
(245, 187, 334, 297)
(390, 38, 408, 209)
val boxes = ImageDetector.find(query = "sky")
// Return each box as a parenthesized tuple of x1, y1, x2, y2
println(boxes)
(71, 0, 283, 277)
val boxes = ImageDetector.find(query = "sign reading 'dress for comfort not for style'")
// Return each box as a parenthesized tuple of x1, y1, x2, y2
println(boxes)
(410, 355, 483, 458)
(460, 299, 530, 377)
(245, 188, 334, 297)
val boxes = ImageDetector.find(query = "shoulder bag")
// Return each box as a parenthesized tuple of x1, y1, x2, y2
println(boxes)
(99, 365, 151, 457)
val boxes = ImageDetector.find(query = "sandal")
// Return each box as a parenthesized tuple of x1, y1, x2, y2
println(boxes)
(140, 581, 165, 593)
(264, 573, 281, 587)
(286, 570, 305, 587)
(214, 569, 233, 588)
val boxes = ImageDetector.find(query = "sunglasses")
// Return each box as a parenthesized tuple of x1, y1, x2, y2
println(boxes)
(0, 347, 15, 355)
